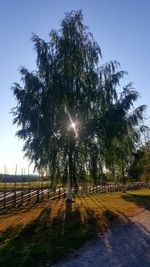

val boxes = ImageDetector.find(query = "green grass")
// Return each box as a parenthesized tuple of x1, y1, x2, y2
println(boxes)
(0, 189, 150, 267)
(0, 181, 51, 190)
(122, 189, 150, 209)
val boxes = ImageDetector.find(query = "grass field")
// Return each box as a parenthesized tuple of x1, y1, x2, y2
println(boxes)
(0, 181, 51, 190)
(0, 189, 150, 267)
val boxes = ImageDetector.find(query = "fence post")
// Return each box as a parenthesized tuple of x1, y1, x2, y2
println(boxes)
(28, 187, 31, 204)
(47, 184, 49, 200)
(21, 185, 24, 205)
(41, 179, 44, 201)
(13, 183, 16, 208)
(36, 187, 39, 203)
(3, 182, 6, 209)
(20, 168, 23, 206)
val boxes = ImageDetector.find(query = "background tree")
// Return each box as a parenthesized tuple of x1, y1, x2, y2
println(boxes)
(12, 10, 146, 199)
(129, 133, 150, 183)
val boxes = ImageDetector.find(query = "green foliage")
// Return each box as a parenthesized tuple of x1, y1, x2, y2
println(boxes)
(129, 141, 150, 182)
(12, 10, 146, 187)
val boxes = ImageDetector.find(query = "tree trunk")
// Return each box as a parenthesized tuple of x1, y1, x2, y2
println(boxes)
(121, 159, 126, 193)
(66, 145, 73, 202)
(66, 177, 72, 201)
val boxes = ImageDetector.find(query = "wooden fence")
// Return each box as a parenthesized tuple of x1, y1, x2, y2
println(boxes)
(0, 182, 147, 211)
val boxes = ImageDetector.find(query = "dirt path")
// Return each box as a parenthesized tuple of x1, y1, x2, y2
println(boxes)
(51, 210, 150, 267)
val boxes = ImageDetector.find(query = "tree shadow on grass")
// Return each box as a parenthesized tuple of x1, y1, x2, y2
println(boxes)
(0, 199, 120, 267)
(49, 201, 104, 264)
(0, 207, 52, 267)
(3, 195, 150, 267)
(122, 192, 150, 211)
(52, 216, 150, 267)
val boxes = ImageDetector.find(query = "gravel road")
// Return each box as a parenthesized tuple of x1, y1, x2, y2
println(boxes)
(51, 210, 150, 267)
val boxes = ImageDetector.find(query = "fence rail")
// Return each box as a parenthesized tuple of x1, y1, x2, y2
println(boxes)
(0, 182, 147, 212)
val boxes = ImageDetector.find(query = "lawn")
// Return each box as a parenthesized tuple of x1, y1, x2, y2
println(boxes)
(0, 181, 50, 190)
(0, 189, 150, 267)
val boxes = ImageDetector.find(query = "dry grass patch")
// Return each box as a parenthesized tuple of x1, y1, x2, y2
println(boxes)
(0, 189, 149, 267)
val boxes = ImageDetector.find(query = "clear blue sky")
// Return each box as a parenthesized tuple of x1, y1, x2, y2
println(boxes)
(0, 0, 150, 174)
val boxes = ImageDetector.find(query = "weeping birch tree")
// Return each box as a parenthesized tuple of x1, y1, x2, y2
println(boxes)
(12, 10, 146, 200)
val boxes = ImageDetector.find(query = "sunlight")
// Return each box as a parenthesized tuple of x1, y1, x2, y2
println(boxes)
(70, 121, 78, 137)
(70, 122, 76, 131)
(65, 105, 78, 137)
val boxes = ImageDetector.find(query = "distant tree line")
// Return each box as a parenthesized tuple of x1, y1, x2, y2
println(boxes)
(129, 138, 150, 183)
(0, 174, 39, 183)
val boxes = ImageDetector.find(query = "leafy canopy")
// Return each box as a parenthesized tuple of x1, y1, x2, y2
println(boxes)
(12, 10, 146, 187)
